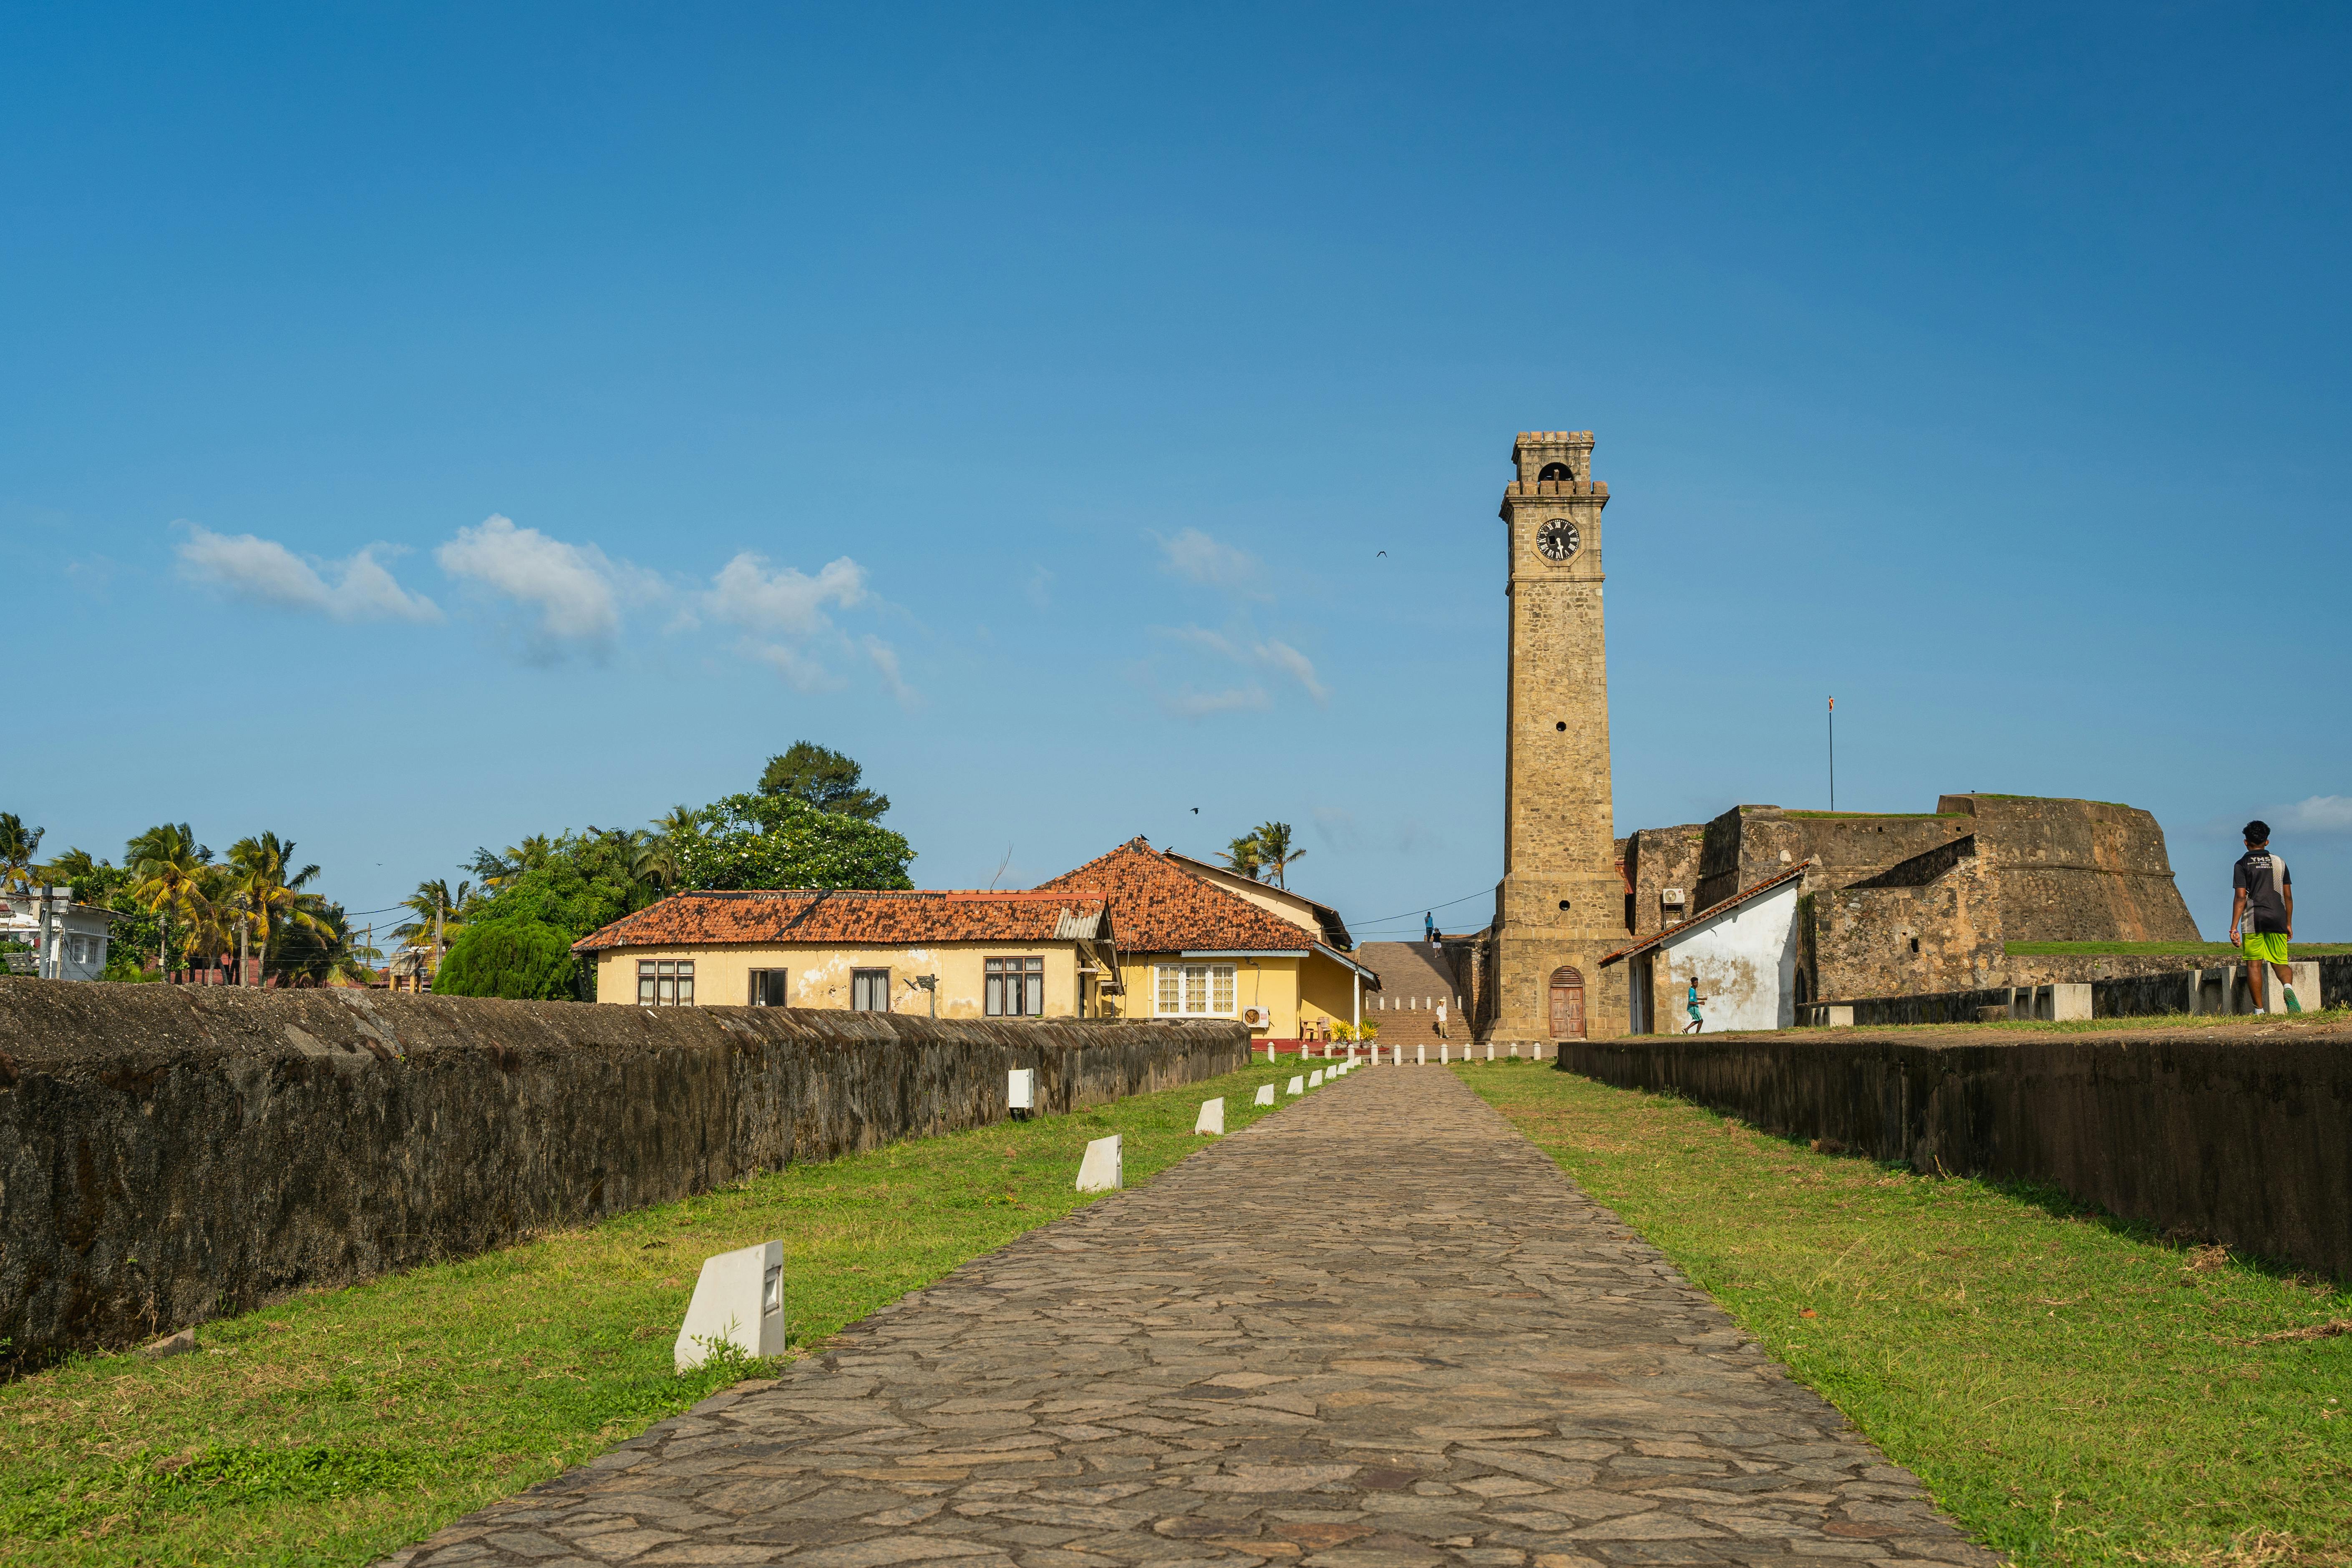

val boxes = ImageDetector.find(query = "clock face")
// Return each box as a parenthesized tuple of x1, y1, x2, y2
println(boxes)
(1536, 518, 1581, 563)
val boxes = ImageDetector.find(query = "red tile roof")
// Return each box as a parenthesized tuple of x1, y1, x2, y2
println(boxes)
(1032, 839, 1318, 954)
(572, 889, 1111, 954)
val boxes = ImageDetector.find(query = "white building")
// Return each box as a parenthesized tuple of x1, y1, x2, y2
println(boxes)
(3, 886, 117, 981)
(1600, 864, 1808, 1034)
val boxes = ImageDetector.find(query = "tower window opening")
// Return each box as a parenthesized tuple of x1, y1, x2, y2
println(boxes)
(1537, 461, 1574, 483)
(1557, 899, 1571, 911)
(1555, 720, 1566, 732)
(1909, 936, 1920, 954)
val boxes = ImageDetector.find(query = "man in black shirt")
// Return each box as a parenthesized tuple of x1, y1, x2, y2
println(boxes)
(2230, 820, 2300, 1014)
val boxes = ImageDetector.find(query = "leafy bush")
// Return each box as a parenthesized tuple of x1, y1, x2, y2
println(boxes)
(432, 919, 581, 1000)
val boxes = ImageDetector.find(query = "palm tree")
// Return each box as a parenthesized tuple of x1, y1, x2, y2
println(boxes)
(1252, 821, 1305, 890)
(468, 835, 555, 891)
(226, 832, 333, 984)
(1215, 832, 1264, 881)
(42, 847, 108, 888)
(632, 804, 696, 891)
(129, 823, 215, 974)
(0, 814, 44, 893)
(393, 878, 471, 966)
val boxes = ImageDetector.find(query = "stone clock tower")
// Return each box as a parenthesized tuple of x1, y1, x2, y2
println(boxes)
(1486, 430, 1622, 1044)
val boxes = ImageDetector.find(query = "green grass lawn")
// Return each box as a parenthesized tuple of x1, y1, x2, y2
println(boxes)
(1465, 1062, 2352, 1568)
(2007, 941, 2352, 958)
(0, 1053, 1331, 1567)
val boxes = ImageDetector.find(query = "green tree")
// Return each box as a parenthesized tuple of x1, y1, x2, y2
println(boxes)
(1216, 832, 1265, 881)
(1252, 821, 1305, 890)
(392, 878, 474, 964)
(675, 791, 914, 892)
(432, 919, 581, 999)
(631, 805, 695, 892)
(758, 742, 890, 820)
(226, 832, 333, 982)
(469, 828, 661, 940)
(128, 823, 217, 973)
(0, 813, 44, 892)
(264, 901, 381, 987)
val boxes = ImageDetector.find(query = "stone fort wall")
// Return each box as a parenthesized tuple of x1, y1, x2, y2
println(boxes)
(1563, 1025, 2352, 1281)
(0, 979, 1247, 1362)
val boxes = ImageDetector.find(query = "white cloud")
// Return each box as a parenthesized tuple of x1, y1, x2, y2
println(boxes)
(1254, 638, 1328, 703)
(2284, 795, 2352, 834)
(176, 524, 442, 624)
(1156, 528, 1264, 595)
(1161, 624, 1329, 703)
(1167, 684, 1270, 718)
(864, 636, 918, 708)
(750, 642, 842, 692)
(1025, 565, 1054, 610)
(436, 515, 619, 647)
(709, 552, 866, 636)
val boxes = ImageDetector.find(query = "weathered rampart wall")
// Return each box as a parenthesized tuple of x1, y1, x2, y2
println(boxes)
(0, 979, 1247, 1361)
(1561, 1027, 2352, 1279)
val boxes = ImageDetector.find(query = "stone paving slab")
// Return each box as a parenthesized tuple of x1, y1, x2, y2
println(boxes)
(384, 1066, 1999, 1568)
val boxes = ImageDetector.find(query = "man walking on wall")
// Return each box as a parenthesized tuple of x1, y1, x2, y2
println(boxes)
(2231, 820, 2301, 1014)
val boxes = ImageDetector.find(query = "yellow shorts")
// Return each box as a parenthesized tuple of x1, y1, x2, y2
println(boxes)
(2242, 932, 2290, 964)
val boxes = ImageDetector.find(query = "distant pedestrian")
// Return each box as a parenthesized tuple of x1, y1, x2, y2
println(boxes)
(1682, 977, 1708, 1034)
(2231, 820, 2302, 1014)
(1423, 911, 1435, 943)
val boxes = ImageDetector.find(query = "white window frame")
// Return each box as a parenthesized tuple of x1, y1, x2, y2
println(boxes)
(1153, 962, 1237, 1017)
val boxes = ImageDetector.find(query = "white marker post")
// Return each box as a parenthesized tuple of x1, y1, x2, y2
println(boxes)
(674, 1240, 787, 1372)
(1416, 1045, 1425, 1066)
(1308, 1069, 1323, 1087)
(1486, 1043, 1495, 1062)
(1287, 1075, 1305, 1096)
(1194, 1097, 1225, 1136)
(1075, 1134, 1123, 1191)
(1254, 1083, 1277, 1106)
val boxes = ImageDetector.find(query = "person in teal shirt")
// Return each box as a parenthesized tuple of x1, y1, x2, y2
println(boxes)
(1683, 977, 1707, 1034)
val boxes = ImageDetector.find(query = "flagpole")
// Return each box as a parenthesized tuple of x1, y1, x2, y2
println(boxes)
(1828, 696, 1836, 812)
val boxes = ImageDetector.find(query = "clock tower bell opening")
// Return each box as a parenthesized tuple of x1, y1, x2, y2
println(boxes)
(1483, 429, 1621, 1045)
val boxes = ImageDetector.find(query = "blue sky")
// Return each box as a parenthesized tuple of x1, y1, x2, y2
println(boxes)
(6, 3, 2347, 944)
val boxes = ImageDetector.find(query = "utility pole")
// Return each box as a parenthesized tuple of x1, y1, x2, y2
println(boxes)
(1827, 696, 1836, 812)
(238, 911, 252, 987)
(433, 892, 445, 983)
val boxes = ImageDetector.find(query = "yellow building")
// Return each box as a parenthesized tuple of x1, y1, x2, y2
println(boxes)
(571, 889, 1116, 1017)
(1035, 838, 1379, 1041)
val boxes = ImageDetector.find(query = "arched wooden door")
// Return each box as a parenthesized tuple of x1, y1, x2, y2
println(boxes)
(1549, 966, 1586, 1039)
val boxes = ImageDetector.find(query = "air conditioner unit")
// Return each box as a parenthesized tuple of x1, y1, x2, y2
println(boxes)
(1661, 887, 1686, 906)
(1241, 1005, 1273, 1029)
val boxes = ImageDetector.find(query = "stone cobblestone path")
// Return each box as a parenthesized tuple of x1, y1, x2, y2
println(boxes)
(386, 1066, 1999, 1568)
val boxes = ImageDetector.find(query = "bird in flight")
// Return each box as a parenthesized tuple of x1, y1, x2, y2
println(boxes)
(1376, 550, 1388, 557)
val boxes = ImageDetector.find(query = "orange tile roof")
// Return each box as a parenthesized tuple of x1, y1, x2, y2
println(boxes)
(572, 889, 1110, 954)
(1032, 838, 1317, 954)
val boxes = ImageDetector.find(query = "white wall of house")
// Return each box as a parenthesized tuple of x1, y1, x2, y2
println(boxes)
(1652, 878, 1802, 1032)
(2, 891, 113, 982)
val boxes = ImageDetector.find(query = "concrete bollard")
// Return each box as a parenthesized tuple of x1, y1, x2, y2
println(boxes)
(1194, 1097, 1225, 1136)
(1486, 1043, 1495, 1062)
(1076, 1134, 1123, 1192)
(1265, 1042, 1276, 1065)
(1416, 1045, 1425, 1066)
(1287, 1075, 1305, 1096)
(1308, 1069, 1324, 1087)
(1509, 1043, 1519, 1059)
(1440, 1043, 1449, 1065)
(1007, 1067, 1035, 1121)
(675, 1239, 787, 1372)
(1254, 1083, 1277, 1106)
